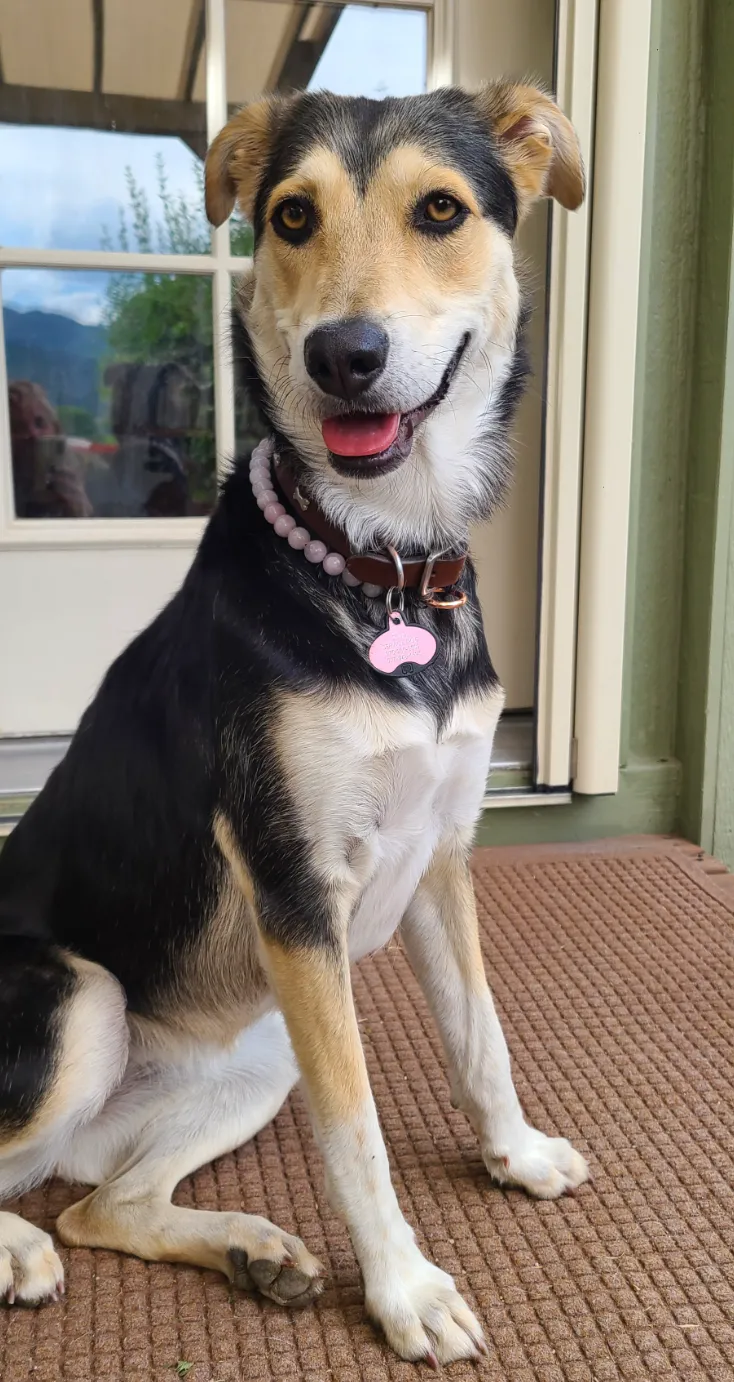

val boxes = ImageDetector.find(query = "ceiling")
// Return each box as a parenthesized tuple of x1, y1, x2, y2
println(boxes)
(0, 0, 343, 156)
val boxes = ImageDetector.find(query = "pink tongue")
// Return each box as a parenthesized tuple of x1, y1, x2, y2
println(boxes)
(322, 412, 400, 458)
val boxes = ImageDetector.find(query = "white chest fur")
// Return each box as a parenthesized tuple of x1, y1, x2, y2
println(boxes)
(274, 685, 504, 959)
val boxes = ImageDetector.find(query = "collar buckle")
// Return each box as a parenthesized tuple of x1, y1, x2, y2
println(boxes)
(420, 553, 468, 609)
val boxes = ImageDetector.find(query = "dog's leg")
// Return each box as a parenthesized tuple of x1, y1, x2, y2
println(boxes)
(260, 933, 486, 1366)
(401, 834, 590, 1197)
(0, 945, 129, 1305)
(56, 1011, 323, 1307)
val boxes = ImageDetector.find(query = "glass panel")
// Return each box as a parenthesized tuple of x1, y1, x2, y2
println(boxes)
(309, 5, 428, 98)
(225, 2, 428, 252)
(0, 0, 208, 254)
(3, 268, 216, 518)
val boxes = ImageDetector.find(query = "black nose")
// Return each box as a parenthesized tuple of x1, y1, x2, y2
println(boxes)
(304, 318, 389, 400)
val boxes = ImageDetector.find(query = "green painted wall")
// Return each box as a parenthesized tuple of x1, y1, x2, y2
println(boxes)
(712, 283, 734, 863)
(676, 0, 734, 854)
(482, 0, 707, 846)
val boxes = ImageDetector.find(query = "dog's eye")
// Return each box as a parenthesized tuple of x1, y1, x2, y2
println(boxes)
(279, 201, 307, 231)
(426, 195, 461, 222)
(415, 193, 467, 235)
(272, 199, 313, 243)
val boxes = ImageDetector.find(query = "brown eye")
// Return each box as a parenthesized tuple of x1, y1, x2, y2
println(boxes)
(280, 201, 307, 230)
(272, 198, 314, 243)
(426, 195, 461, 222)
(415, 193, 467, 236)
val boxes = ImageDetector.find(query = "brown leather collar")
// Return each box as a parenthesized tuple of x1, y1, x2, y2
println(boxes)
(273, 454, 467, 602)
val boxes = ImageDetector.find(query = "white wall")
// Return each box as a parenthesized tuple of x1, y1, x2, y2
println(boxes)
(456, 0, 556, 709)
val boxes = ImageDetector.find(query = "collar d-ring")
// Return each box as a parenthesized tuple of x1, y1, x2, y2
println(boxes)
(385, 544, 405, 591)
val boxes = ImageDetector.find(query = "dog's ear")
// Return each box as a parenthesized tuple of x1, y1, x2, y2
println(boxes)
(205, 99, 283, 227)
(476, 82, 585, 221)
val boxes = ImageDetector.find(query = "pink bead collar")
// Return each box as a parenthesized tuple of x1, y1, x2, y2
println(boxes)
(249, 437, 384, 595)
(250, 436, 440, 678)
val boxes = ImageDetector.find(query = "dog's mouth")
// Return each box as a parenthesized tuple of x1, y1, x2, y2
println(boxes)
(321, 333, 470, 479)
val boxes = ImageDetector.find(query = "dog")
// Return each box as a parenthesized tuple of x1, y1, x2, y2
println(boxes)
(0, 84, 587, 1365)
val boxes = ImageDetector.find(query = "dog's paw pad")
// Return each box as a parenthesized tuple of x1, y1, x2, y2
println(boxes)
(227, 1241, 323, 1308)
(227, 1247, 255, 1291)
(264, 1263, 318, 1304)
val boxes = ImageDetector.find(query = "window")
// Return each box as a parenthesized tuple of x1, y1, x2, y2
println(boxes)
(0, 1, 430, 522)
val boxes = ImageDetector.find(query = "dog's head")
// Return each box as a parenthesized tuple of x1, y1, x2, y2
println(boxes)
(206, 86, 583, 548)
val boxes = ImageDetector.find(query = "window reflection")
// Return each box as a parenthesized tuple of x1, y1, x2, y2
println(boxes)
(4, 270, 216, 519)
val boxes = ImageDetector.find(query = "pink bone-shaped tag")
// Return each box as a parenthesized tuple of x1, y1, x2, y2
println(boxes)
(368, 612, 437, 677)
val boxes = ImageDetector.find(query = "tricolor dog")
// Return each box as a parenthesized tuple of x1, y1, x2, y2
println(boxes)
(0, 84, 587, 1365)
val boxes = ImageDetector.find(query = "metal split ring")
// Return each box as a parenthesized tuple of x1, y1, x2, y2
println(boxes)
(386, 585, 405, 616)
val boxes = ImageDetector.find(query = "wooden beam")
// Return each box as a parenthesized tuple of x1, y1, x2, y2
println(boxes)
(263, 4, 304, 94)
(92, 0, 104, 93)
(178, 0, 206, 102)
(275, 3, 345, 93)
(0, 84, 208, 159)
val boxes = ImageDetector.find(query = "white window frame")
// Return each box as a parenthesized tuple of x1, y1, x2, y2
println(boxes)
(0, 0, 448, 553)
(535, 0, 652, 794)
(572, 0, 653, 794)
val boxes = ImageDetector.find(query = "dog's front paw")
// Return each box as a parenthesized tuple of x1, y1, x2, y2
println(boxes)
(366, 1254, 486, 1365)
(0, 1214, 65, 1306)
(483, 1125, 589, 1199)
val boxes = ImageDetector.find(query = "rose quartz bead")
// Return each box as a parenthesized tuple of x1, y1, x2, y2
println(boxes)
(323, 552, 346, 576)
(264, 502, 285, 523)
(274, 514, 296, 537)
(305, 540, 327, 564)
(250, 466, 270, 483)
(342, 568, 361, 588)
(257, 489, 278, 510)
(362, 583, 382, 598)
(251, 477, 271, 494)
(288, 526, 310, 549)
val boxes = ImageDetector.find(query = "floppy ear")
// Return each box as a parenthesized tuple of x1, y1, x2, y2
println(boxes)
(205, 99, 282, 227)
(477, 81, 585, 221)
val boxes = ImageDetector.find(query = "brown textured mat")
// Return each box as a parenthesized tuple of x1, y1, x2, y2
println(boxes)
(3, 836, 734, 1381)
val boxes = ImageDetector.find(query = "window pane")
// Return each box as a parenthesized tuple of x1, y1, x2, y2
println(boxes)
(225, 2, 428, 252)
(3, 268, 216, 518)
(308, 5, 428, 98)
(0, 0, 208, 254)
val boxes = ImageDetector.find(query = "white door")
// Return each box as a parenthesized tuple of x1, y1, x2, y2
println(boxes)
(0, 0, 596, 803)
